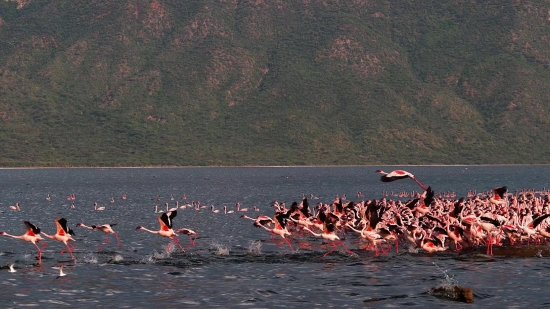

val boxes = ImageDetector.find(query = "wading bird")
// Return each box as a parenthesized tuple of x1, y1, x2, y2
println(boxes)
(0, 221, 46, 265)
(136, 209, 189, 252)
(76, 223, 122, 250)
(41, 218, 76, 260)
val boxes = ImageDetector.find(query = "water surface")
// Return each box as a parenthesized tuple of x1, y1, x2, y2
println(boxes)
(0, 166, 548, 308)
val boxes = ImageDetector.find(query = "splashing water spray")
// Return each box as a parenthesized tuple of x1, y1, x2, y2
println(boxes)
(248, 240, 262, 255)
(432, 262, 458, 286)
(429, 262, 474, 303)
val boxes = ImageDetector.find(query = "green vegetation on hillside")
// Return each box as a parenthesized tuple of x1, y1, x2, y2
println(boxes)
(1, 0, 550, 166)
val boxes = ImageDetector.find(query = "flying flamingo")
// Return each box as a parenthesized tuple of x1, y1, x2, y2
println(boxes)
(301, 211, 353, 257)
(0, 221, 46, 265)
(257, 211, 293, 251)
(76, 223, 122, 250)
(136, 209, 188, 252)
(375, 170, 428, 190)
(489, 186, 508, 205)
(241, 214, 275, 228)
(41, 218, 76, 260)
(174, 227, 198, 246)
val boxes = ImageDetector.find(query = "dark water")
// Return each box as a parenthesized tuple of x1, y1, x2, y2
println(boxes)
(0, 166, 549, 308)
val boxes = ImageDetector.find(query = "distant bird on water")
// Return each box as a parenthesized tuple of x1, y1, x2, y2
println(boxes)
(375, 170, 428, 190)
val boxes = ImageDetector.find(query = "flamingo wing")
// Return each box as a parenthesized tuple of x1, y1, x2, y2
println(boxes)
(530, 213, 550, 229)
(159, 211, 176, 230)
(493, 186, 508, 200)
(24, 221, 41, 236)
(55, 218, 72, 236)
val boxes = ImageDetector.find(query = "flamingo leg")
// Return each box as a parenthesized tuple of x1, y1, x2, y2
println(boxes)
(338, 240, 354, 256)
(97, 234, 110, 251)
(64, 243, 75, 260)
(171, 236, 186, 253)
(373, 242, 380, 256)
(188, 235, 196, 246)
(322, 242, 338, 258)
(284, 237, 293, 252)
(113, 233, 123, 247)
(33, 242, 43, 264)
(411, 177, 427, 191)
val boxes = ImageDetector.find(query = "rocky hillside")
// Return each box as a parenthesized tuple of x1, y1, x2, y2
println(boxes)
(1, 0, 550, 166)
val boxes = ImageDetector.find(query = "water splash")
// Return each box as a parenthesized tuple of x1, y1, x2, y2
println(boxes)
(247, 240, 262, 256)
(153, 249, 171, 259)
(432, 262, 458, 286)
(80, 253, 98, 264)
(407, 246, 419, 254)
(111, 254, 124, 262)
(140, 254, 155, 264)
(211, 242, 230, 256)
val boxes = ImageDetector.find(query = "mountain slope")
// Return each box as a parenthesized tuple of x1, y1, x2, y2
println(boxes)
(1, 0, 550, 166)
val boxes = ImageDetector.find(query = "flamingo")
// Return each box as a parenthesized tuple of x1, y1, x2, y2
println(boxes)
(41, 218, 76, 260)
(0, 221, 46, 265)
(240, 214, 275, 228)
(520, 213, 550, 245)
(420, 231, 448, 253)
(8, 264, 16, 273)
(76, 223, 122, 250)
(9, 203, 20, 211)
(375, 170, 428, 190)
(94, 202, 105, 211)
(237, 202, 248, 212)
(45, 194, 51, 201)
(257, 211, 293, 251)
(301, 211, 353, 257)
(211, 205, 220, 213)
(136, 209, 188, 252)
(174, 227, 198, 246)
(489, 186, 508, 205)
(224, 206, 234, 214)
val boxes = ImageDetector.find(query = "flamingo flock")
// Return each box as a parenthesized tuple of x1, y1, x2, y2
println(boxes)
(237, 170, 550, 257)
(3, 169, 550, 270)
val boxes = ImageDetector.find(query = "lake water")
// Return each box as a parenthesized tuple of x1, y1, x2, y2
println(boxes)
(0, 166, 549, 308)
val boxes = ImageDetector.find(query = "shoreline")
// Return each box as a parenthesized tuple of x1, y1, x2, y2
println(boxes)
(1, 164, 549, 169)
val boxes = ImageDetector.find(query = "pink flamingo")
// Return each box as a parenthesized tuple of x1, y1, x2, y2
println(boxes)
(76, 223, 122, 250)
